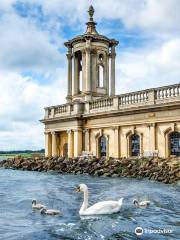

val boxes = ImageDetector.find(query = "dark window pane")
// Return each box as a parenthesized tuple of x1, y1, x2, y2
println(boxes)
(100, 135, 106, 157)
(170, 132, 180, 156)
(131, 134, 140, 156)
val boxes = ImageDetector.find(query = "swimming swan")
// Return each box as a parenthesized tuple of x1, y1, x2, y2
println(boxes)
(133, 199, 150, 208)
(75, 184, 123, 216)
(32, 199, 46, 210)
(40, 207, 61, 215)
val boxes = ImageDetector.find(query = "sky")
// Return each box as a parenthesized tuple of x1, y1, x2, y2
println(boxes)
(0, 0, 180, 151)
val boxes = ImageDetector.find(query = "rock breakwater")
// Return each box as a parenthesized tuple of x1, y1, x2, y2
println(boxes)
(0, 156, 179, 184)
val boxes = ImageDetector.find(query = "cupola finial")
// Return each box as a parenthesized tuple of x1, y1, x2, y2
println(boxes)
(88, 5, 94, 21)
(85, 5, 98, 35)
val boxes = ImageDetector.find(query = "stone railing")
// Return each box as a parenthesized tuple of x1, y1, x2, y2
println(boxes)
(89, 98, 113, 110)
(54, 105, 67, 114)
(119, 90, 148, 106)
(44, 83, 180, 119)
(155, 84, 180, 101)
(45, 104, 68, 119)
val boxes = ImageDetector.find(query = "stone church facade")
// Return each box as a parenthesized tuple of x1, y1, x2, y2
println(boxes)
(41, 6, 180, 159)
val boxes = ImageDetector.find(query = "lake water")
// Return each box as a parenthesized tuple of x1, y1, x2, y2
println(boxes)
(0, 169, 179, 240)
(0, 156, 8, 161)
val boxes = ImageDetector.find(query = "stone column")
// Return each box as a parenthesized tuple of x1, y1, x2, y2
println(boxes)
(149, 123, 156, 152)
(86, 48, 91, 92)
(85, 39, 92, 99)
(74, 129, 82, 157)
(114, 127, 119, 158)
(52, 132, 58, 157)
(66, 48, 72, 102)
(84, 129, 90, 152)
(67, 130, 73, 158)
(73, 54, 79, 95)
(82, 50, 86, 92)
(45, 132, 52, 157)
(106, 54, 109, 95)
(110, 46, 116, 96)
(113, 127, 119, 158)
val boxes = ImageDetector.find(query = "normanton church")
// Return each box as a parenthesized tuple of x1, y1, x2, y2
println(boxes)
(41, 6, 180, 159)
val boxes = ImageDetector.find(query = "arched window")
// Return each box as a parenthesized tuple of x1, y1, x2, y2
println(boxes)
(169, 132, 180, 156)
(131, 134, 140, 156)
(79, 59, 82, 92)
(99, 135, 106, 157)
(99, 53, 103, 62)
(99, 65, 104, 87)
(75, 51, 82, 93)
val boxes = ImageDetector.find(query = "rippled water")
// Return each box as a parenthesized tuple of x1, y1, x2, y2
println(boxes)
(0, 169, 179, 240)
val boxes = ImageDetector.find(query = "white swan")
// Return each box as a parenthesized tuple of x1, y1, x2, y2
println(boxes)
(133, 199, 150, 208)
(32, 199, 46, 210)
(75, 184, 123, 216)
(40, 207, 61, 215)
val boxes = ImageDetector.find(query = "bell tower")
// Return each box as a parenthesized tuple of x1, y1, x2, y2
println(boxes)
(65, 5, 119, 102)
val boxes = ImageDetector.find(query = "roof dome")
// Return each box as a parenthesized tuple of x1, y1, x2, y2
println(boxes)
(65, 5, 119, 48)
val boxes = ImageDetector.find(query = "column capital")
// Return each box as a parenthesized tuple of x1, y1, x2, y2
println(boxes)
(109, 52, 116, 58)
(82, 49, 86, 55)
(51, 131, 57, 135)
(44, 131, 49, 135)
(146, 123, 156, 128)
(67, 46, 72, 53)
(66, 53, 72, 59)
(85, 47, 92, 53)
(73, 128, 82, 133)
(111, 126, 119, 130)
(67, 129, 72, 134)
(83, 128, 89, 133)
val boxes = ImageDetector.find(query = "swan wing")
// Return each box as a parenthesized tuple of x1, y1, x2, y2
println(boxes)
(46, 209, 61, 215)
(82, 200, 122, 215)
(139, 200, 150, 206)
(32, 204, 46, 209)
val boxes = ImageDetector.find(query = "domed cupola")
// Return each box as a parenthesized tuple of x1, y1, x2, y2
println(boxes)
(65, 5, 119, 102)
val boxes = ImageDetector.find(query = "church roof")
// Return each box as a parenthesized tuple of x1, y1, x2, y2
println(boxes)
(64, 5, 119, 48)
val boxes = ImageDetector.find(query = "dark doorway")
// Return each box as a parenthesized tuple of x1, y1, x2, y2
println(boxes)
(99, 135, 106, 157)
(169, 132, 180, 156)
(63, 143, 68, 157)
(131, 134, 140, 156)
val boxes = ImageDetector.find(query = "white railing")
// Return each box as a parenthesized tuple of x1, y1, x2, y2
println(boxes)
(155, 84, 180, 100)
(54, 105, 67, 114)
(90, 97, 113, 110)
(44, 83, 180, 119)
(119, 90, 148, 105)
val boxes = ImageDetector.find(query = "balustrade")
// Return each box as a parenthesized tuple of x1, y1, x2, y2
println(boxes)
(90, 98, 113, 110)
(54, 105, 67, 114)
(44, 83, 180, 119)
(155, 84, 180, 100)
(119, 91, 148, 105)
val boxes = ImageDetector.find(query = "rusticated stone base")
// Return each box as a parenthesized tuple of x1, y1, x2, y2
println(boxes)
(0, 156, 179, 184)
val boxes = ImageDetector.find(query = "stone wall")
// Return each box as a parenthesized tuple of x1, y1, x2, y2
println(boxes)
(1, 157, 179, 184)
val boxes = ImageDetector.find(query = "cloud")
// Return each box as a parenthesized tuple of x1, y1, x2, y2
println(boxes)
(94, 0, 180, 36)
(0, 70, 66, 150)
(0, 12, 64, 72)
(116, 38, 180, 93)
(1, 0, 180, 34)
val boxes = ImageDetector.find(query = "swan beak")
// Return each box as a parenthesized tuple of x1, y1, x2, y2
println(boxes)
(75, 186, 80, 192)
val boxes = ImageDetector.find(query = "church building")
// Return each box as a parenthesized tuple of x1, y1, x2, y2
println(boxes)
(41, 6, 180, 159)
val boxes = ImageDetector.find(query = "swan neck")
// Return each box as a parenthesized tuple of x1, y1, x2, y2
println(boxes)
(80, 188, 88, 213)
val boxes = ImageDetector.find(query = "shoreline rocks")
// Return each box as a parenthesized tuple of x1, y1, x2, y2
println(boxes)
(0, 156, 179, 184)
